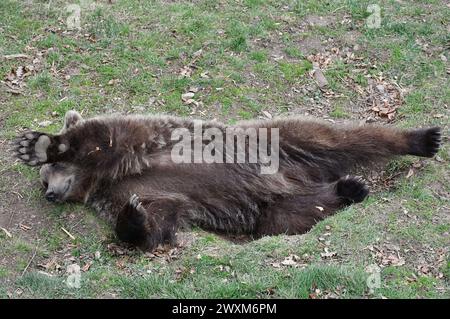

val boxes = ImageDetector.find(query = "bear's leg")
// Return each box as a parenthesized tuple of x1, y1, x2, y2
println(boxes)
(13, 121, 110, 167)
(13, 111, 83, 166)
(254, 176, 369, 237)
(277, 120, 441, 178)
(13, 113, 152, 179)
(115, 194, 179, 251)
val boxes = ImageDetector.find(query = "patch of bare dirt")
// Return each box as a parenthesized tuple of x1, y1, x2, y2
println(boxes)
(296, 36, 326, 56)
(0, 137, 56, 291)
(0, 139, 51, 242)
(0, 131, 114, 286)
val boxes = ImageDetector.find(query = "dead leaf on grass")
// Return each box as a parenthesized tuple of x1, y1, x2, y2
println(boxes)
(2, 64, 35, 94)
(179, 49, 204, 78)
(181, 92, 195, 101)
(81, 261, 93, 272)
(367, 244, 406, 267)
(366, 77, 403, 121)
(320, 247, 337, 259)
(19, 223, 32, 231)
(272, 254, 307, 268)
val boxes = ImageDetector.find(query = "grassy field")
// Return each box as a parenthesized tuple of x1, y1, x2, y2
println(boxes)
(0, 0, 448, 299)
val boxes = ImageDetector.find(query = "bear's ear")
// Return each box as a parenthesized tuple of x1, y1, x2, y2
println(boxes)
(60, 110, 83, 133)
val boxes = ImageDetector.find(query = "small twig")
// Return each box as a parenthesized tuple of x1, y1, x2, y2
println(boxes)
(1, 227, 12, 238)
(61, 227, 76, 240)
(2, 54, 29, 60)
(8, 210, 15, 228)
(11, 191, 23, 199)
(21, 248, 37, 277)
(331, 6, 345, 13)
(69, 219, 83, 232)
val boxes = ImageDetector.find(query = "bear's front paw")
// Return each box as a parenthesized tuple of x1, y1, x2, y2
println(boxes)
(13, 132, 53, 166)
(336, 176, 369, 204)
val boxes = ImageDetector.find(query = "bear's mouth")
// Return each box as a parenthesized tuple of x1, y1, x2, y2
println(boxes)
(61, 178, 73, 197)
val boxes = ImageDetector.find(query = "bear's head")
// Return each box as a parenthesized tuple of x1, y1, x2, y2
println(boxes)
(40, 110, 86, 203)
(40, 162, 81, 202)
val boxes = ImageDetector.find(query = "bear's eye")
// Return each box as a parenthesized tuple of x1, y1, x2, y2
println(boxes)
(42, 181, 48, 188)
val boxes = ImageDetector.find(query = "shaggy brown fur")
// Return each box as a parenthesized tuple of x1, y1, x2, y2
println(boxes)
(13, 111, 441, 251)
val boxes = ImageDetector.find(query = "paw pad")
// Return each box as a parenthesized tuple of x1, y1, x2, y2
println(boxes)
(13, 132, 51, 166)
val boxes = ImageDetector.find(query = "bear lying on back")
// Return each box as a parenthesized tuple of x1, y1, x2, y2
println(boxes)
(13, 110, 441, 251)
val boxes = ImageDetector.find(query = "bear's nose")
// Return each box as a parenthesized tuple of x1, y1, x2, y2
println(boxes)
(45, 191, 56, 202)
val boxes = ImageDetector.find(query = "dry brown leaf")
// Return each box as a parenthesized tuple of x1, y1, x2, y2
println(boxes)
(181, 92, 195, 101)
(180, 65, 193, 78)
(108, 79, 120, 85)
(82, 261, 93, 272)
(272, 254, 306, 268)
(320, 247, 336, 258)
(19, 223, 32, 231)
(406, 168, 414, 179)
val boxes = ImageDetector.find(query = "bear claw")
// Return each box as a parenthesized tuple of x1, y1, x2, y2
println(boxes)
(129, 194, 144, 212)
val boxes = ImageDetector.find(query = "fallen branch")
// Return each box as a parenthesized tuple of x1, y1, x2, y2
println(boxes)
(1, 227, 12, 238)
(21, 248, 37, 277)
(2, 53, 29, 60)
(61, 227, 76, 240)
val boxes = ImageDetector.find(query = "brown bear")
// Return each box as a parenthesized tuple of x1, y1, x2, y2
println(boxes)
(13, 110, 441, 251)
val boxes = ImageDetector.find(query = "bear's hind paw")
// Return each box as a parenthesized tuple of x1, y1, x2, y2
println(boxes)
(408, 127, 442, 158)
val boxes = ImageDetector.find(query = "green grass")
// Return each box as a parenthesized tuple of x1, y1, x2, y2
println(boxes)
(279, 61, 313, 82)
(0, 0, 448, 299)
(329, 106, 349, 119)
